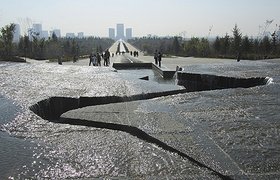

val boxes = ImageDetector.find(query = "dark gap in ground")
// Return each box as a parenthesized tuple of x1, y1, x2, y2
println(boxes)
(177, 72, 269, 91)
(29, 72, 268, 180)
(29, 89, 187, 121)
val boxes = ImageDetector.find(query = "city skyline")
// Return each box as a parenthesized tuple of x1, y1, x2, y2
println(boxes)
(11, 22, 132, 40)
(110, 23, 133, 40)
(1, 0, 280, 38)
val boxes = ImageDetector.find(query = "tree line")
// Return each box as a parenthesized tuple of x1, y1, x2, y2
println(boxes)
(1, 23, 280, 61)
(0, 23, 114, 62)
(128, 24, 280, 60)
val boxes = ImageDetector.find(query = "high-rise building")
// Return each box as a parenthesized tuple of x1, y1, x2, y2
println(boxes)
(277, 30, 280, 38)
(27, 28, 34, 41)
(66, 33, 75, 38)
(77, 32, 84, 38)
(116, 24, 125, 40)
(126, 28, 132, 40)
(109, 28, 115, 40)
(32, 23, 42, 37)
(28, 23, 50, 40)
(13, 24, 21, 43)
(51, 29, 61, 38)
(41, 31, 49, 39)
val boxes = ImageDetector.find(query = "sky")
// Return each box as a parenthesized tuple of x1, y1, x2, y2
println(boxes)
(0, 0, 279, 38)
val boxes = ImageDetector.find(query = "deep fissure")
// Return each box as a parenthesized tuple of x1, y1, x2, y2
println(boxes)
(29, 73, 269, 180)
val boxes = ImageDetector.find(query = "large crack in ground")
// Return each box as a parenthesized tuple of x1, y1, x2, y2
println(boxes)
(29, 73, 270, 179)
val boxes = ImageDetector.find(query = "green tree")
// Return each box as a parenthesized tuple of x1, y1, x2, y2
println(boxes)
(142, 43, 152, 54)
(232, 24, 242, 54)
(63, 40, 71, 55)
(252, 38, 260, 55)
(221, 33, 230, 55)
(172, 36, 181, 55)
(185, 37, 200, 56)
(51, 32, 58, 42)
(213, 36, 221, 55)
(0, 23, 16, 59)
(32, 36, 39, 58)
(47, 39, 61, 59)
(38, 38, 46, 59)
(241, 36, 251, 57)
(18, 35, 31, 57)
(260, 36, 271, 58)
(271, 31, 278, 53)
(198, 38, 210, 57)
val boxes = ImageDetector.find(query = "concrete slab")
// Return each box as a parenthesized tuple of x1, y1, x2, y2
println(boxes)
(60, 59, 280, 179)
(2, 41, 280, 179)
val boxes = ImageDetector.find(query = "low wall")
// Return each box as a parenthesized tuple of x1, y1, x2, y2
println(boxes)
(113, 62, 176, 79)
(29, 89, 188, 121)
(177, 72, 268, 92)
(151, 63, 176, 79)
(112, 63, 152, 69)
(30, 72, 269, 121)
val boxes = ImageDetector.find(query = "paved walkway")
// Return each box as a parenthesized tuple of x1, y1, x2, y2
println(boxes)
(25, 41, 280, 179)
(60, 56, 280, 179)
(55, 40, 280, 78)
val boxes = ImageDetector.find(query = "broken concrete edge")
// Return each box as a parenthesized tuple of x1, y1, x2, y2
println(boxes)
(29, 71, 270, 121)
(112, 62, 176, 79)
(151, 63, 176, 79)
(112, 62, 152, 69)
(177, 72, 270, 90)
(112, 62, 271, 83)
(28, 85, 260, 179)
(28, 70, 269, 179)
(29, 89, 188, 121)
(139, 76, 149, 80)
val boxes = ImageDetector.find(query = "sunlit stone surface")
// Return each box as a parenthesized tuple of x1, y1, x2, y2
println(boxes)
(0, 58, 279, 179)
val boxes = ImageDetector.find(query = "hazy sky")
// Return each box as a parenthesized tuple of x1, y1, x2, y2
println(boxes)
(0, 0, 279, 37)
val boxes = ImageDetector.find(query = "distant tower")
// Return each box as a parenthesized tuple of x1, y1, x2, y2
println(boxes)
(116, 24, 125, 40)
(28, 28, 33, 41)
(109, 28, 115, 40)
(13, 24, 21, 43)
(52, 29, 61, 38)
(66, 33, 75, 38)
(41, 31, 49, 39)
(277, 29, 280, 38)
(77, 32, 84, 38)
(126, 28, 132, 40)
(32, 23, 42, 37)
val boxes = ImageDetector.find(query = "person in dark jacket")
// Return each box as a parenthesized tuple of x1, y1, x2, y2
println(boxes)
(157, 51, 162, 67)
(96, 52, 101, 66)
(154, 50, 158, 65)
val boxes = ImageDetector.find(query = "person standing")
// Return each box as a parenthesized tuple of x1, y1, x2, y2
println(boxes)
(96, 52, 101, 66)
(58, 56, 62, 65)
(154, 50, 158, 65)
(237, 51, 241, 62)
(92, 54, 97, 66)
(89, 53, 93, 66)
(157, 51, 162, 67)
(104, 49, 110, 66)
(103, 52, 106, 66)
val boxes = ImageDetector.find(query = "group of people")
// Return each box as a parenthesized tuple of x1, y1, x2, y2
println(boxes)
(130, 51, 139, 57)
(89, 49, 111, 66)
(154, 50, 162, 67)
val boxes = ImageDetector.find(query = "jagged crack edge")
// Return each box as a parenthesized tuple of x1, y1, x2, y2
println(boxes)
(58, 117, 233, 180)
